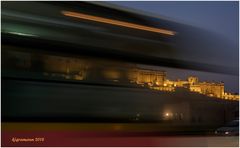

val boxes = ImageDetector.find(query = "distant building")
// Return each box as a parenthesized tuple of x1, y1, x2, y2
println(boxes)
(190, 82, 224, 98)
(189, 84, 201, 92)
(188, 76, 198, 85)
(223, 92, 239, 101)
(130, 68, 166, 86)
(162, 76, 238, 101)
(199, 82, 224, 98)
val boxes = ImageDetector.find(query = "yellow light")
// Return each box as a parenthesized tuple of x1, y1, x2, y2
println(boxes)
(163, 83, 167, 86)
(165, 113, 169, 117)
(62, 11, 176, 36)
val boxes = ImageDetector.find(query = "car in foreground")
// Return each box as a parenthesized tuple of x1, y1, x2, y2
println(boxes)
(215, 120, 239, 136)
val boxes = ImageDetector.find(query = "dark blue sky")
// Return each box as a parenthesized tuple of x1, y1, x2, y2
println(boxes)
(109, 1, 239, 93)
(110, 1, 238, 44)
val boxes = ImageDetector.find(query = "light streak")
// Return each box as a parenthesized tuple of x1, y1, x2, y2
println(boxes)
(62, 11, 176, 36)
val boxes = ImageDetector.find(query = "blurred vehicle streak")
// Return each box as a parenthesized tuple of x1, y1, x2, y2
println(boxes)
(2, 1, 237, 75)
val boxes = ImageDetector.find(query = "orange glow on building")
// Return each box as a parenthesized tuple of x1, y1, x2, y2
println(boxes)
(129, 69, 166, 86)
(62, 11, 176, 36)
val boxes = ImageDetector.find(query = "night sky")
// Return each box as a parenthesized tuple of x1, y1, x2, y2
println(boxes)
(109, 1, 239, 93)
(110, 1, 238, 46)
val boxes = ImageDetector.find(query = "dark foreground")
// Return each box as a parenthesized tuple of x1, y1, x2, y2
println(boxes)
(2, 122, 239, 147)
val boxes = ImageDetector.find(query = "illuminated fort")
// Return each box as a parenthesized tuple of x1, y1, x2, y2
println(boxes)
(39, 54, 239, 101)
(129, 68, 239, 101)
